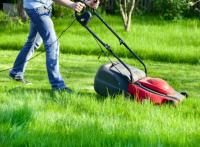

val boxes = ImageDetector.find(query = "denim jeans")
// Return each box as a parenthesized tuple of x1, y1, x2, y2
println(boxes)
(10, 6, 66, 89)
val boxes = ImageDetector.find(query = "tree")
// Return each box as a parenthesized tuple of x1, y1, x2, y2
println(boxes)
(119, 0, 135, 32)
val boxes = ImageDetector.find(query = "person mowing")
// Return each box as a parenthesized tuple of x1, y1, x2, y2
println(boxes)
(9, 0, 99, 93)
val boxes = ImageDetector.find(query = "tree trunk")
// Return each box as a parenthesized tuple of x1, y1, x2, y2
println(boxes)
(119, 0, 135, 32)
(17, 0, 27, 22)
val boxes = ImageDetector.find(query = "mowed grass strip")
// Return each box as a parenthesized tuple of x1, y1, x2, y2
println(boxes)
(0, 50, 199, 146)
(0, 15, 199, 64)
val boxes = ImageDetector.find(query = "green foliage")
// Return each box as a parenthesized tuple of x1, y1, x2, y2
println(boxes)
(0, 11, 11, 24)
(100, 0, 197, 19)
(184, 0, 200, 17)
(153, 0, 189, 20)
(0, 10, 25, 27)
(1, 0, 17, 3)
(100, 0, 120, 14)
(52, 4, 73, 18)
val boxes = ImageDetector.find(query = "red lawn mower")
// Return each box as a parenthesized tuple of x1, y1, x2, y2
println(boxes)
(75, 9, 187, 105)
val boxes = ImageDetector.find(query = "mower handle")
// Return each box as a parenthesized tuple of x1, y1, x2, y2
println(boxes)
(92, 11, 147, 75)
(75, 9, 147, 82)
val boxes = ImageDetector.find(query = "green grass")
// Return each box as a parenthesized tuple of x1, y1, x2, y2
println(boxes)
(0, 50, 200, 146)
(0, 14, 200, 146)
(0, 15, 200, 64)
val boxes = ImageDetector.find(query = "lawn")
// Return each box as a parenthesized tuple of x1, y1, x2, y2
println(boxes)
(0, 14, 200, 146)
(0, 50, 200, 146)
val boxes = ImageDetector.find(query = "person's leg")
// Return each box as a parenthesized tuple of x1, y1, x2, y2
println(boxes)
(25, 7, 66, 89)
(22, 33, 43, 71)
(34, 33, 43, 50)
(10, 21, 42, 80)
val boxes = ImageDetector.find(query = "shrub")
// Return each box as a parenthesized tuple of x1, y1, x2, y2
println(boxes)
(153, 0, 189, 20)
(2, 0, 17, 3)
(0, 11, 11, 24)
(52, 4, 73, 18)
(100, 0, 120, 14)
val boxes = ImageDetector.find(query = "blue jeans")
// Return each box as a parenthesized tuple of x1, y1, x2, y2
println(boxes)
(10, 7, 66, 89)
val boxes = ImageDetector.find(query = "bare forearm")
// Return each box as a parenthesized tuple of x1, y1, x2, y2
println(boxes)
(53, 0, 75, 8)
(53, 0, 99, 12)
(53, 0, 86, 12)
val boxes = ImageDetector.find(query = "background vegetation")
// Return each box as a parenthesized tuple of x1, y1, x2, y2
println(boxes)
(93, 0, 199, 20)
(1, 0, 200, 19)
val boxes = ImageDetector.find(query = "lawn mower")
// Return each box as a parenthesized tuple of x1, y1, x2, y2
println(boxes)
(75, 9, 187, 105)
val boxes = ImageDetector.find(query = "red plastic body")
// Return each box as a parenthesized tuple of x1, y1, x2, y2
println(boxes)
(128, 77, 183, 104)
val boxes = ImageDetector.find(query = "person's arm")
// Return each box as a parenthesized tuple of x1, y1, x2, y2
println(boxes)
(53, 0, 100, 12)
(53, 0, 86, 12)
(85, 0, 100, 9)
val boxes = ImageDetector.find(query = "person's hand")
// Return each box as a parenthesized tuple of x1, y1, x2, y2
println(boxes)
(85, 0, 100, 9)
(71, 2, 86, 12)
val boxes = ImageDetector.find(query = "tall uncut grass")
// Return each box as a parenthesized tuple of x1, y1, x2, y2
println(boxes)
(0, 15, 199, 64)
(0, 50, 199, 146)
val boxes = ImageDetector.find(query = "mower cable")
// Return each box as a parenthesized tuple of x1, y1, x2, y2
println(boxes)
(0, 17, 76, 73)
